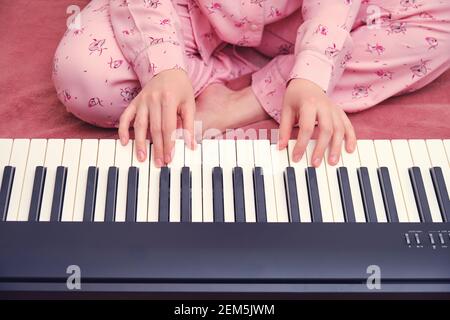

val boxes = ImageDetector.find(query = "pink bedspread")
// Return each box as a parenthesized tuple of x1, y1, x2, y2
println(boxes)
(0, 0, 449, 140)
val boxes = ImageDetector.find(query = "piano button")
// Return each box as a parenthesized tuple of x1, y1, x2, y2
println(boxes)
(125, 166, 139, 222)
(430, 167, 450, 222)
(306, 167, 322, 223)
(60, 139, 82, 222)
(0, 140, 13, 184)
(374, 140, 408, 222)
(50, 166, 67, 222)
(444, 140, 450, 161)
(219, 140, 236, 222)
(104, 166, 119, 222)
(236, 140, 256, 222)
(341, 146, 365, 223)
(132, 139, 149, 222)
(169, 139, 184, 223)
(185, 144, 202, 222)
(323, 149, 344, 223)
(337, 167, 356, 223)
(357, 167, 378, 222)
(148, 144, 161, 222)
(254, 140, 277, 222)
(158, 166, 170, 222)
(114, 140, 133, 222)
(180, 166, 192, 222)
(271, 144, 289, 222)
(39, 139, 64, 222)
(28, 166, 47, 222)
(253, 167, 267, 223)
(82, 166, 98, 222)
(232, 167, 246, 223)
(357, 140, 388, 223)
(202, 140, 219, 222)
(93, 139, 116, 222)
(409, 140, 442, 222)
(284, 167, 300, 223)
(6, 139, 30, 221)
(377, 167, 399, 223)
(287, 140, 312, 223)
(212, 167, 225, 222)
(71, 139, 98, 222)
(409, 167, 433, 223)
(0, 166, 15, 221)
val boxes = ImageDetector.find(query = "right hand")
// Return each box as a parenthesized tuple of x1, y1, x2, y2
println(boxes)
(118, 69, 196, 167)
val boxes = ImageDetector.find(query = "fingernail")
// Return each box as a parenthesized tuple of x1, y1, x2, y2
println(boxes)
(155, 158, 163, 167)
(329, 155, 336, 164)
(293, 153, 300, 162)
(120, 137, 126, 145)
(313, 157, 321, 167)
(138, 150, 145, 162)
(165, 153, 172, 164)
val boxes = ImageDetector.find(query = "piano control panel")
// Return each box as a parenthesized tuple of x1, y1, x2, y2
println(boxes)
(405, 230, 449, 249)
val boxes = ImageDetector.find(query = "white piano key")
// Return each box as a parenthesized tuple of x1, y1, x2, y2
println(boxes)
(357, 140, 387, 223)
(219, 140, 236, 222)
(39, 140, 65, 222)
(253, 140, 277, 222)
(60, 139, 82, 222)
(185, 143, 202, 222)
(6, 139, 31, 221)
(287, 140, 311, 223)
(236, 140, 256, 223)
(72, 139, 98, 222)
(426, 139, 450, 191)
(114, 139, 133, 222)
(408, 139, 442, 222)
(374, 140, 408, 222)
(93, 139, 116, 222)
(444, 140, 450, 165)
(324, 148, 344, 223)
(270, 144, 289, 222)
(391, 140, 421, 223)
(17, 139, 47, 221)
(148, 144, 160, 222)
(341, 145, 366, 223)
(0, 139, 13, 191)
(306, 141, 334, 222)
(202, 139, 219, 222)
(168, 139, 184, 222)
(132, 139, 149, 222)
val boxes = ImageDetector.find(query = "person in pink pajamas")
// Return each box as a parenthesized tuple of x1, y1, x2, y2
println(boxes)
(53, 0, 450, 167)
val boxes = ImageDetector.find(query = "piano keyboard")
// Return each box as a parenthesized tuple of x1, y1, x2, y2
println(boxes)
(0, 138, 449, 224)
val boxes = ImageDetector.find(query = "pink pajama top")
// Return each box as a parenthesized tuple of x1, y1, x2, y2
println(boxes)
(110, 0, 361, 93)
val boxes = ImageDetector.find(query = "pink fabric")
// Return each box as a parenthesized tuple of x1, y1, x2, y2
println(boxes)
(0, 0, 449, 140)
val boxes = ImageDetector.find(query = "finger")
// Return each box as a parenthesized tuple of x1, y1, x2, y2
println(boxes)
(278, 106, 295, 150)
(181, 97, 196, 150)
(342, 111, 357, 153)
(149, 104, 164, 168)
(292, 106, 316, 162)
(311, 110, 333, 167)
(133, 106, 149, 162)
(327, 112, 345, 166)
(161, 96, 178, 164)
(118, 102, 137, 146)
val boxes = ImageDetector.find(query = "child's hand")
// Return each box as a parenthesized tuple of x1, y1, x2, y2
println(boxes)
(119, 69, 196, 166)
(278, 78, 356, 167)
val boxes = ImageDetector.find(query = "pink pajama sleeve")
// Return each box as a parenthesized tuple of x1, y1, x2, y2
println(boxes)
(109, 0, 188, 86)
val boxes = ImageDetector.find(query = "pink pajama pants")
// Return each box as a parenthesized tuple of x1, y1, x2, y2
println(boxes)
(53, 0, 450, 128)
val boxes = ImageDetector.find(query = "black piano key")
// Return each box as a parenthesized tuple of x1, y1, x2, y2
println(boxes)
(357, 167, 378, 223)
(377, 167, 399, 223)
(430, 167, 450, 222)
(212, 167, 224, 223)
(337, 167, 356, 223)
(50, 166, 67, 222)
(83, 166, 99, 222)
(180, 167, 192, 222)
(158, 167, 170, 222)
(306, 167, 322, 223)
(284, 167, 300, 223)
(409, 167, 433, 223)
(253, 167, 267, 223)
(28, 166, 47, 222)
(126, 166, 139, 222)
(0, 166, 15, 221)
(232, 167, 245, 222)
(105, 166, 119, 222)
